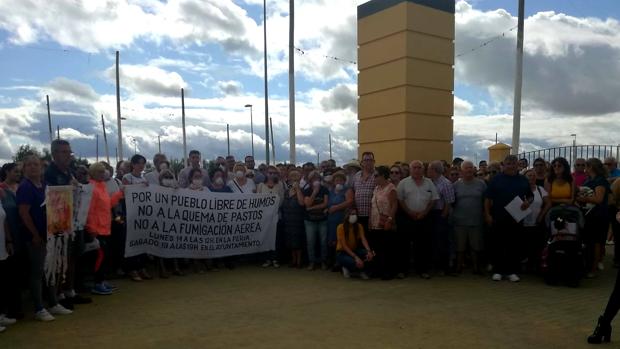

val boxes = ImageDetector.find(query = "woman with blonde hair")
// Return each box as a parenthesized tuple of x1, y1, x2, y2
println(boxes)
(228, 162, 256, 194)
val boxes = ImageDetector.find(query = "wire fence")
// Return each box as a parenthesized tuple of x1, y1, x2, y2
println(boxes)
(518, 145, 620, 167)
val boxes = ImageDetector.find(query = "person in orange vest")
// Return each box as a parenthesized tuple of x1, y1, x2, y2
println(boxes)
(85, 162, 124, 295)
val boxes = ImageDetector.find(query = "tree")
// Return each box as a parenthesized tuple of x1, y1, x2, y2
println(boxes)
(13, 144, 41, 163)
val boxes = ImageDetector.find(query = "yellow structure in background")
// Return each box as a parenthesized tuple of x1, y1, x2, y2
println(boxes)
(488, 143, 512, 163)
(357, 0, 455, 164)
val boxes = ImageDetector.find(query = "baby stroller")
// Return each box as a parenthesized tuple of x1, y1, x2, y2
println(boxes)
(541, 205, 585, 287)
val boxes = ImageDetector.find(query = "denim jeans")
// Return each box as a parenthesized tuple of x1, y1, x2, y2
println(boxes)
(27, 243, 58, 311)
(304, 220, 328, 264)
(337, 249, 369, 272)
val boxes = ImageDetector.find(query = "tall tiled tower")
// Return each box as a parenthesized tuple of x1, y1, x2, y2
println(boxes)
(357, 0, 455, 164)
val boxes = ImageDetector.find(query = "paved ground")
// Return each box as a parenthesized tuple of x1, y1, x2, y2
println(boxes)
(1, 258, 618, 349)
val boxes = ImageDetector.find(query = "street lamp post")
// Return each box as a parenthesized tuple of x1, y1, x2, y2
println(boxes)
(571, 133, 577, 166)
(245, 104, 254, 158)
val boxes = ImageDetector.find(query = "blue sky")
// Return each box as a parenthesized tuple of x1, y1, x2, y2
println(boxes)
(0, 0, 618, 165)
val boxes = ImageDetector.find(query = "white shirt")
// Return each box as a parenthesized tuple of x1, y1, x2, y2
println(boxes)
(228, 179, 256, 194)
(144, 170, 160, 185)
(524, 186, 548, 227)
(396, 176, 439, 213)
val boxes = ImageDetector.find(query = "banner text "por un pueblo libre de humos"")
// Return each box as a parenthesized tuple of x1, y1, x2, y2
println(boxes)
(124, 185, 280, 259)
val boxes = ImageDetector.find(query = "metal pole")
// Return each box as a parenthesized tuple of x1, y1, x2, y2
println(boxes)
(181, 88, 187, 166)
(511, 0, 525, 155)
(46, 95, 53, 143)
(158, 135, 161, 154)
(270, 117, 275, 162)
(329, 133, 332, 159)
(227, 124, 230, 156)
(115, 51, 123, 161)
(263, 0, 270, 165)
(115, 147, 118, 164)
(57, 125, 60, 139)
(101, 114, 110, 164)
(288, 0, 296, 165)
(245, 104, 254, 158)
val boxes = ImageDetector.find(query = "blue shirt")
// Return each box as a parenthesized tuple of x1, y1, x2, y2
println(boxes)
(610, 168, 620, 178)
(485, 173, 531, 223)
(16, 178, 47, 240)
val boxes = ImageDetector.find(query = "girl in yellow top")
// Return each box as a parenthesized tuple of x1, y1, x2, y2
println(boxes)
(545, 157, 575, 206)
(336, 209, 374, 279)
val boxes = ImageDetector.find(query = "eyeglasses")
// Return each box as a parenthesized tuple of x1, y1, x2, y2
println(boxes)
(390, 171, 400, 174)
(534, 163, 545, 167)
(575, 164, 585, 167)
(605, 163, 613, 166)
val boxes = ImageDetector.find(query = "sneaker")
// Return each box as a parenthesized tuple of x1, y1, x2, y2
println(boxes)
(396, 273, 406, 279)
(58, 298, 74, 310)
(492, 273, 502, 281)
(420, 273, 431, 279)
(360, 272, 370, 280)
(342, 267, 351, 278)
(508, 274, 520, 282)
(35, 309, 55, 322)
(129, 271, 143, 282)
(0, 325, 5, 333)
(586, 272, 597, 279)
(272, 261, 280, 268)
(91, 284, 113, 295)
(321, 263, 328, 271)
(261, 260, 272, 268)
(598, 262, 605, 271)
(49, 304, 73, 316)
(307, 263, 315, 271)
(0, 315, 16, 326)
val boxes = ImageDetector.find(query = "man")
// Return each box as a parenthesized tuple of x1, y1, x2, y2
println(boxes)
(178, 150, 212, 188)
(343, 160, 361, 188)
(478, 160, 488, 175)
(245, 155, 265, 184)
(397, 160, 439, 279)
(605, 157, 620, 180)
(44, 139, 92, 308)
(453, 161, 487, 274)
(518, 158, 529, 172)
(300, 162, 315, 189)
(225, 155, 236, 173)
(353, 152, 376, 232)
(572, 158, 588, 188)
(452, 157, 464, 168)
(484, 155, 532, 282)
(427, 160, 455, 275)
(532, 157, 547, 187)
(327, 159, 336, 170)
(145, 153, 167, 185)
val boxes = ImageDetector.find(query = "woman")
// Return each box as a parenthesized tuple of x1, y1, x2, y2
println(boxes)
(157, 169, 183, 277)
(524, 169, 551, 273)
(209, 168, 232, 193)
(369, 166, 398, 279)
(577, 158, 611, 279)
(389, 165, 402, 186)
(400, 163, 410, 179)
(545, 157, 574, 206)
(336, 209, 374, 279)
(16, 154, 72, 321)
(257, 166, 285, 268)
(0, 163, 23, 320)
(0, 186, 17, 330)
(228, 163, 256, 194)
(588, 212, 620, 344)
(122, 154, 152, 281)
(85, 162, 124, 295)
(303, 171, 329, 270)
(188, 168, 206, 191)
(327, 172, 353, 269)
(282, 170, 305, 268)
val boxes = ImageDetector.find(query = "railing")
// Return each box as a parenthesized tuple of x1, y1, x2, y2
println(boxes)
(518, 145, 620, 167)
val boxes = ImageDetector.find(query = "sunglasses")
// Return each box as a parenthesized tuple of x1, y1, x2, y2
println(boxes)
(534, 163, 545, 167)
(575, 164, 585, 167)
(605, 163, 613, 166)
(390, 171, 400, 174)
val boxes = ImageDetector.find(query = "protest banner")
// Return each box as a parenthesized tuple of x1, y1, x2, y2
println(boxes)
(124, 185, 280, 258)
(44, 185, 74, 286)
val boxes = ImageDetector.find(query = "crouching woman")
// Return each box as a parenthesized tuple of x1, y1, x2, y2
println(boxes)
(336, 209, 374, 279)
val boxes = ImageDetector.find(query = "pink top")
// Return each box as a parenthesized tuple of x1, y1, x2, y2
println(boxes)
(370, 183, 396, 230)
(572, 171, 588, 188)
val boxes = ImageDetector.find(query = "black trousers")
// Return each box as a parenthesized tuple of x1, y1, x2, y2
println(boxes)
(402, 216, 432, 274)
(491, 220, 523, 275)
(603, 268, 620, 323)
(0, 255, 22, 317)
(370, 229, 398, 278)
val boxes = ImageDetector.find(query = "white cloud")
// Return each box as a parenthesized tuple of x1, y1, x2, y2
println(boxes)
(454, 96, 474, 115)
(58, 127, 95, 140)
(104, 64, 188, 97)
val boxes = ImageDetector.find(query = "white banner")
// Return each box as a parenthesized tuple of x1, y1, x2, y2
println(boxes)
(124, 185, 280, 258)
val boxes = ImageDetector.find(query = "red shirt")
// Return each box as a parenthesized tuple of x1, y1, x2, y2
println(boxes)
(572, 171, 588, 187)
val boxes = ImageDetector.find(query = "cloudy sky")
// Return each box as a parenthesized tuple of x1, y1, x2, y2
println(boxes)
(0, 0, 618, 165)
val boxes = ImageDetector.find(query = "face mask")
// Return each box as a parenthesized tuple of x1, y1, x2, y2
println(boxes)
(162, 178, 177, 188)
(324, 175, 333, 182)
(159, 163, 168, 171)
(214, 177, 224, 186)
(192, 179, 203, 187)
(349, 215, 358, 224)
(313, 180, 321, 188)
(103, 170, 111, 181)
(219, 164, 226, 171)
(235, 171, 244, 179)
(335, 184, 344, 191)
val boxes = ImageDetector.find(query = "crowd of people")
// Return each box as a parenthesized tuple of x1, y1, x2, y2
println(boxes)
(2, 139, 620, 334)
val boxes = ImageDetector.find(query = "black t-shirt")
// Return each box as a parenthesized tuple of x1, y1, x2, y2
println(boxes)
(485, 173, 532, 223)
(303, 185, 329, 221)
(44, 162, 73, 186)
(583, 175, 611, 217)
